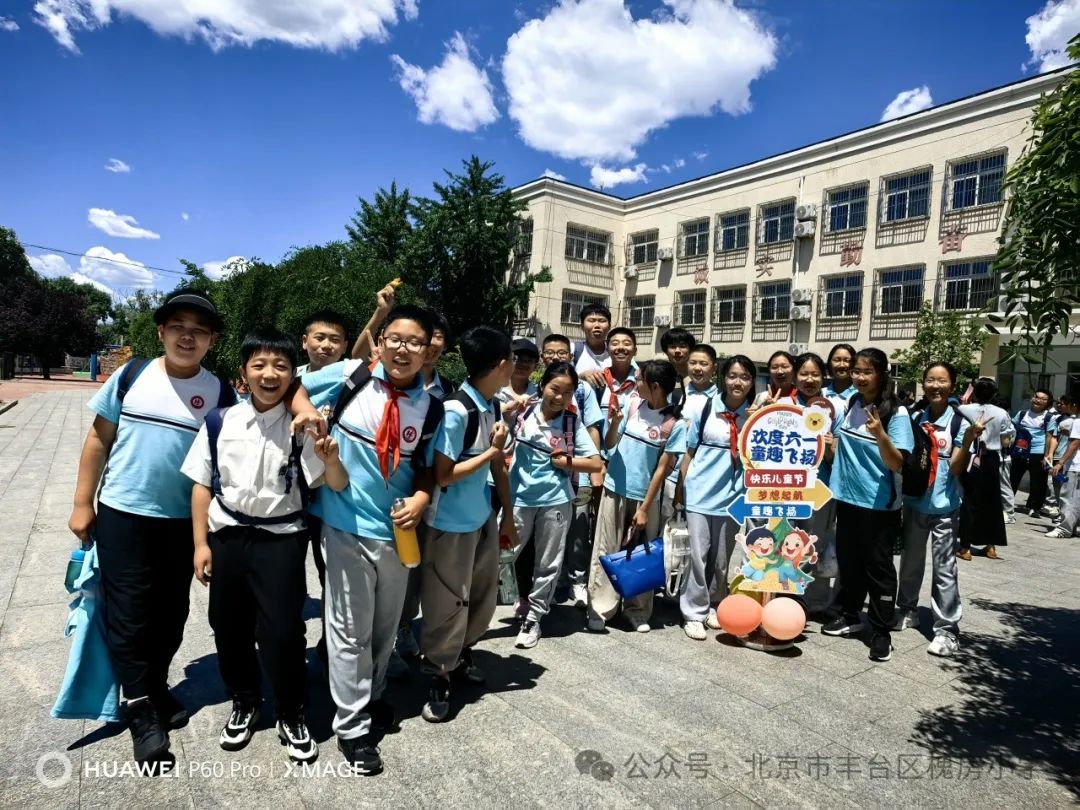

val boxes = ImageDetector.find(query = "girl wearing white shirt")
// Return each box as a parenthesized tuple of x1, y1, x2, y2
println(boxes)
(957, 378, 1011, 560)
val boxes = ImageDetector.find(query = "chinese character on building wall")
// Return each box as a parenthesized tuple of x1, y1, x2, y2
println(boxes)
(939, 226, 967, 254)
(839, 242, 863, 267)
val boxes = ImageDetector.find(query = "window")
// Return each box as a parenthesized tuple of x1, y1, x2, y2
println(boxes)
(947, 151, 1006, 211)
(565, 224, 611, 264)
(826, 183, 868, 232)
(883, 167, 931, 223)
(878, 267, 924, 315)
(942, 259, 996, 311)
(626, 295, 655, 328)
(629, 229, 658, 264)
(823, 274, 862, 318)
(677, 290, 707, 326)
(759, 200, 795, 244)
(560, 290, 607, 324)
(516, 218, 534, 255)
(717, 210, 750, 251)
(757, 281, 791, 322)
(680, 219, 709, 257)
(712, 286, 747, 324)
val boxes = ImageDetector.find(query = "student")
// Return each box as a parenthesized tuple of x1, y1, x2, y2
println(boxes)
(824, 343, 857, 412)
(419, 326, 516, 723)
(660, 327, 696, 386)
(1046, 396, 1076, 512)
(1047, 397, 1080, 538)
(678, 355, 755, 640)
(1049, 409, 1080, 538)
(297, 305, 444, 775)
(540, 333, 573, 368)
(181, 328, 348, 762)
(68, 289, 234, 765)
(1010, 389, 1058, 517)
(573, 302, 613, 385)
(751, 350, 797, 409)
(498, 338, 540, 423)
(298, 310, 349, 375)
(823, 348, 914, 663)
(661, 343, 719, 525)
(507, 362, 603, 649)
(588, 359, 687, 633)
(895, 363, 970, 657)
(956, 378, 1011, 560)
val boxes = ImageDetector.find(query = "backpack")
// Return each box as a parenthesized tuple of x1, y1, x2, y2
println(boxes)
(902, 409, 967, 497)
(444, 389, 501, 461)
(573, 340, 586, 366)
(117, 357, 236, 408)
(573, 380, 604, 427)
(512, 400, 580, 491)
(1010, 409, 1052, 460)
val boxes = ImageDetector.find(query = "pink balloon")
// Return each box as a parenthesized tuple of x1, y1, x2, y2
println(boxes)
(760, 597, 806, 641)
(715, 594, 763, 637)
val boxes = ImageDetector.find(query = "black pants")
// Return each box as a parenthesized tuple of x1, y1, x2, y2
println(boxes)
(835, 501, 899, 633)
(306, 515, 328, 662)
(209, 525, 308, 718)
(514, 540, 536, 599)
(1010, 453, 1049, 513)
(95, 503, 194, 701)
(961, 448, 1007, 549)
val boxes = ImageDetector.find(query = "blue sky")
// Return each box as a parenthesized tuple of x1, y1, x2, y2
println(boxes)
(1, 0, 1076, 296)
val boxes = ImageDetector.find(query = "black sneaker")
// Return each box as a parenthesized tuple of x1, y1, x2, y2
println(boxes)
(126, 697, 170, 763)
(219, 700, 260, 751)
(421, 676, 451, 723)
(149, 687, 189, 730)
(869, 633, 893, 662)
(822, 614, 866, 637)
(367, 698, 399, 732)
(277, 715, 318, 763)
(338, 735, 383, 776)
(457, 647, 485, 684)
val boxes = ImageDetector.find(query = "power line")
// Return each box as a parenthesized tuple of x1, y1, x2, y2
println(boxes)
(20, 242, 190, 277)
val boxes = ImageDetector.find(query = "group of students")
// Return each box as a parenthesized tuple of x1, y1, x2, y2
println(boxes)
(68, 286, 1061, 776)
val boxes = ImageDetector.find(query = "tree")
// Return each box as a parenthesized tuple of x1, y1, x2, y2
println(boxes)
(890, 302, 984, 388)
(988, 35, 1080, 368)
(346, 181, 413, 269)
(46, 276, 114, 327)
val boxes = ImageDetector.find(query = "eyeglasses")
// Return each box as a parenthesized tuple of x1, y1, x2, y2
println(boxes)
(382, 336, 428, 354)
(543, 350, 571, 359)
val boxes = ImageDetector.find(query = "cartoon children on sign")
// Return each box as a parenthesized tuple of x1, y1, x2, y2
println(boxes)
(737, 519, 819, 595)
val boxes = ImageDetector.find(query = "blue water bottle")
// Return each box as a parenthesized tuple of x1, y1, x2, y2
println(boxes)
(65, 546, 88, 592)
(1053, 471, 1068, 487)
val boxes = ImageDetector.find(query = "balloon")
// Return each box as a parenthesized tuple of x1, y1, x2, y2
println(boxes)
(760, 597, 806, 641)
(715, 594, 762, 637)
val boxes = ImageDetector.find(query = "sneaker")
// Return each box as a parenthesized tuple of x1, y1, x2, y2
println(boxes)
(219, 700, 260, 751)
(893, 609, 919, 631)
(367, 698, 399, 732)
(514, 596, 530, 619)
(624, 610, 651, 633)
(126, 697, 170, 763)
(1039, 507, 1061, 519)
(683, 621, 707, 641)
(396, 622, 420, 658)
(705, 612, 721, 631)
(421, 677, 451, 723)
(277, 716, 318, 763)
(149, 687, 189, 730)
(1004, 514, 1017, 525)
(822, 614, 865, 637)
(572, 583, 588, 609)
(1045, 528, 1071, 538)
(956, 547, 973, 561)
(338, 735, 382, 776)
(868, 633, 893, 662)
(458, 647, 485, 684)
(515, 620, 541, 649)
(386, 649, 411, 680)
(586, 615, 606, 633)
(927, 632, 960, 657)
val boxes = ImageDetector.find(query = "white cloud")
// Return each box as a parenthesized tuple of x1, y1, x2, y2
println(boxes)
(104, 157, 131, 173)
(203, 256, 247, 280)
(0, 16, 19, 31)
(181, 211, 190, 221)
(1025, 0, 1080, 72)
(880, 86, 934, 122)
(88, 207, 160, 239)
(693, 150, 708, 161)
(29, 247, 153, 291)
(502, 0, 777, 163)
(674, 158, 686, 168)
(542, 168, 567, 180)
(27, 253, 72, 278)
(590, 163, 648, 189)
(69, 272, 115, 296)
(391, 33, 499, 133)
(33, 0, 418, 54)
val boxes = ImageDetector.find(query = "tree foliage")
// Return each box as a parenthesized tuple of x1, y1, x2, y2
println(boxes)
(891, 302, 985, 388)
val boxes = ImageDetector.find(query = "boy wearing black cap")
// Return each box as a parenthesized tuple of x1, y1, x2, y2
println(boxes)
(68, 288, 235, 767)
(498, 338, 540, 423)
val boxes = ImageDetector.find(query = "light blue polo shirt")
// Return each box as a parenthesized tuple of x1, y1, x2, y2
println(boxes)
(510, 407, 599, 507)
(824, 383, 856, 419)
(684, 396, 749, 516)
(908, 406, 967, 515)
(604, 395, 688, 501)
(303, 360, 442, 542)
(666, 383, 717, 485)
(1054, 417, 1075, 462)
(1013, 409, 1057, 455)
(575, 381, 604, 488)
(832, 399, 915, 511)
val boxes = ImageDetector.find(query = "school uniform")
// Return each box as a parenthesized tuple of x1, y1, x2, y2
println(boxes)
(957, 403, 1011, 549)
(1054, 420, 1080, 536)
(823, 383, 857, 417)
(831, 399, 915, 633)
(574, 342, 610, 375)
(180, 400, 324, 719)
(560, 381, 606, 595)
(794, 393, 841, 614)
(425, 371, 455, 401)
(88, 359, 229, 702)
(1051, 416, 1075, 505)
(301, 360, 442, 741)
(681, 396, 747, 622)
(662, 383, 717, 525)
(1010, 409, 1058, 513)
(896, 407, 964, 637)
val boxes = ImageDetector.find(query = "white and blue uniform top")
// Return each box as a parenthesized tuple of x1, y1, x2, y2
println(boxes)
(509, 405, 600, 508)
(957, 403, 1011, 451)
(823, 382, 857, 417)
(496, 381, 540, 425)
(425, 372, 454, 402)
(604, 392, 688, 502)
(666, 383, 718, 485)
(1054, 416, 1075, 462)
(88, 358, 226, 519)
(1013, 408, 1058, 455)
(683, 396, 750, 517)
(302, 360, 443, 542)
(574, 381, 604, 489)
(907, 406, 967, 515)
(426, 380, 499, 534)
(832, 398, 915, 511)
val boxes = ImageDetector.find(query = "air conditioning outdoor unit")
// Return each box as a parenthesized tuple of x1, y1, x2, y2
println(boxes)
(657, 247, 674, 261)
(791, 288, 813, 304)
(795, 203, 818, 221)
(653, 314, 672, 327)
(794, 221, 816, 239)
(789, 342, 809, 355)
(790, 305, 812, 321)
(624, 266, 638, 280)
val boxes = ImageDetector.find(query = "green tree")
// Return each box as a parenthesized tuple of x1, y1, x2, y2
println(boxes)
(988, 34, 1080, 369)
(346, 181, 413, 269)
(101, 289, 163, 348)
(46, 276, 114, 327)
(890, 302, 985, 388)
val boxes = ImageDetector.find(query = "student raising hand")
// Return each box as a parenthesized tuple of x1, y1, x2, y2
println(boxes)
(865, 404, 885, 438)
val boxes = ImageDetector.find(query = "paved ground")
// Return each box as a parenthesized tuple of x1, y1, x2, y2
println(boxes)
(0, 390, 1077, 809)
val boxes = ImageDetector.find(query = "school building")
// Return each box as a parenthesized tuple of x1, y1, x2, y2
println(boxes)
(510, 67, 1077, 409)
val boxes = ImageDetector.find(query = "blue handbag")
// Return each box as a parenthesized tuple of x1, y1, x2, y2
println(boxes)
(599, 529, 666, 600)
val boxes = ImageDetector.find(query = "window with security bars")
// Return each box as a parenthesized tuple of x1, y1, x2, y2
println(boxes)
(759, 200, 795, 245)
(677, 290, 707, 325)
(716, 210, 750, 251)
(941, 259, 996, 311)
(947, 151, 1006, 211)
(712, 287, 746, 324)
(822, 273, 862, 318)
(826, 183, 868, 232)
(878, 267, 924, 315)
(516, 218, 534, 255)
(882, 167, 931, 223)
(565, 224, 611, 264)
(560, 290, 607, 325)
(626, 295, 655, 328)
(680, 219, 709, 257)
(628, 229, 658, 264)
(757, 281, 791, 322)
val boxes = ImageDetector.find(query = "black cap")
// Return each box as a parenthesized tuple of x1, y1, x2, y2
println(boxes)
(512, 338, 539, 359)
(154, 290, 225, 332)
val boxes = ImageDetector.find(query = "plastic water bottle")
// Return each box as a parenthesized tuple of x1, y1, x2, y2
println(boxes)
(1053, 471, 1068, 487)
(65, 547, 87, 592)
(391, 498, 421, 568)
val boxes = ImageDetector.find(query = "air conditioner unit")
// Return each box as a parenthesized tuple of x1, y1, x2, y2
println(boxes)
(791, 288, 813, 304)
(623, 266, 638, 280)
(795, 203, 818, 221)
(657, 247, 674, 261)
(788, 342, 809, 355)
(653, 314, 671, 327)
(794, 221, 816, 239)
(790, 305, 812, 321)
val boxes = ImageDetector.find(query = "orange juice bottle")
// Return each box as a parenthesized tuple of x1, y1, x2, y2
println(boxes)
(392, 498, 421, 568)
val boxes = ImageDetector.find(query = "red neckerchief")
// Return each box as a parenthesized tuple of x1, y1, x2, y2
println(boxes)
(923, 420, 940, 490)
(375, 383, 406, 484)
(719, 410, 740, 461)
(603, 367, 635, 420)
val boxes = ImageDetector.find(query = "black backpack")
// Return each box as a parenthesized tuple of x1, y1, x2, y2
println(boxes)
(902, 409, 966, 497)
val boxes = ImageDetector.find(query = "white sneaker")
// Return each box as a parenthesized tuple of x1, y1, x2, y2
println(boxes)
(624, 610, 651, 633)
(705, 612, 721, 631)
(1004, 515, 1017, 525)
(572, 584, 588, 609)
(1039, 507, 1061, 519)
(893, 609, 919, 631)
(1045, 528, 1071, 538)
(683, 621, 707, 641)
(927, 633, 959, 657)
(515, 620, 541, 649)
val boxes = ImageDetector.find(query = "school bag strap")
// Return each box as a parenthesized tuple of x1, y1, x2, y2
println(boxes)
(116, 357, 152, 403)
(411, 396, 444, 472)
(217, 378, 238, 408)
(329, 363, 373, 430)
(697, 397, 714, 447)
(573, 340, 586, 365)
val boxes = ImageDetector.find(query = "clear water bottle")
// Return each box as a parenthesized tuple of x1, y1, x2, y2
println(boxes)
(65, 546, 87, 592)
